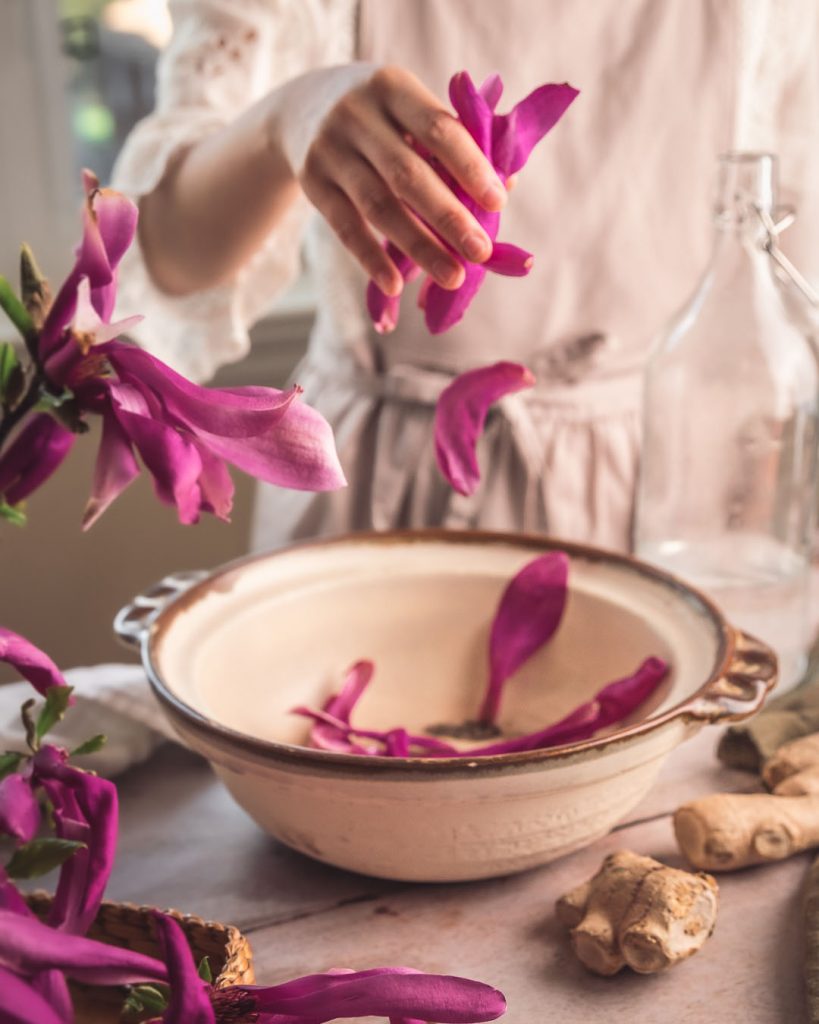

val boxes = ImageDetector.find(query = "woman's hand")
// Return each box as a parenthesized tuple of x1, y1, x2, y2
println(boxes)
(274, 65, 507, 297)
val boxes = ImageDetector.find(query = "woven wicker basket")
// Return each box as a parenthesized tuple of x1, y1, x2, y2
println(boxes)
(26, 892, 254, 1023)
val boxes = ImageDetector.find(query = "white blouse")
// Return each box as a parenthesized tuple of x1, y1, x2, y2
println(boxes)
(112, 0, 819, 551)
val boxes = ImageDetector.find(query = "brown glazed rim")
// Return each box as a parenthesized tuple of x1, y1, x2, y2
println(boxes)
(141, 528, 743, 778)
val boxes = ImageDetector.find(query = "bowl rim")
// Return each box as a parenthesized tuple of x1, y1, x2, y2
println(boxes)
(137, 528, 744, 776)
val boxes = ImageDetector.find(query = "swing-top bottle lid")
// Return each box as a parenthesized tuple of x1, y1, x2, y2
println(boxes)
(715, 152, 777, 222)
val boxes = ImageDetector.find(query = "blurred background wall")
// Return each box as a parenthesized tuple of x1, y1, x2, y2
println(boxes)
(0, 1, 312, 676)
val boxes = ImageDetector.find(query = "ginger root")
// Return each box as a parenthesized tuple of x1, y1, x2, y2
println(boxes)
(674, 792, 819, 870)
(555, 850, 718, 976)
(763, 733, 819, 790)
(773, 764, 819, 796)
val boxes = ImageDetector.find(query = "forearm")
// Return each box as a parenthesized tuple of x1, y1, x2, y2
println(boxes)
(137, 93, 300, 297)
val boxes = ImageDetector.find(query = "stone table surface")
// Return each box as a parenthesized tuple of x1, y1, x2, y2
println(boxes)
(107, 726, 809, 1024)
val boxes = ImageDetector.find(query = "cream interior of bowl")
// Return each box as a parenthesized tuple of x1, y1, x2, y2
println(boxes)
(151, 538, 724, 748)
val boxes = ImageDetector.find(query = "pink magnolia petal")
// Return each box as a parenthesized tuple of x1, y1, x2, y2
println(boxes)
(491, 82, 579, 177)
(0, 968, 65, 1024)
(241, 967, 506, 1023)
(0, 908, 167, 986)
(0, 774, 40, 843)
(308, 660, 375, 753)
(110, 385, 204, 524)
(424, 263, 486, 335)
(0, 629, 72, 699)
(470, 657, 669, 754)
(194, 442, 235, 522)
(449, 71, 493, 154)
(106, 343, 301, 439)
(595, 655, 669, 726)
(35, 745, 118, 935)
(0, 414, 76, 506)
(480, 552, 569, 723)
(366, 243, 420, 335)
(479, 73, 504, 111)
(483, 242, 533, 277)
(153, 912, 216, 1024)
(82, 173, 139, 321)
(434, 361, 535, 495)
(82, 410, 140, 530)
(194, 396, 346, 493)
(72, 276, 142, 343)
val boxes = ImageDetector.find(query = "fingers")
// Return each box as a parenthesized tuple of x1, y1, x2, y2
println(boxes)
(373, 67, 506, 213)
(326, 149, 465, 289)
(301, 176, 404, 295)
(355, 116, 493, 264)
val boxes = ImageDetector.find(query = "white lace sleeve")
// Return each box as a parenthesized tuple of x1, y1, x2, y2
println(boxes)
(111, 0, 354, 381)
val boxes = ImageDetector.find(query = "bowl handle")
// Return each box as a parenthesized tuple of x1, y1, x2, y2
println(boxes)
(684, 629, 778, 723)
(113, 570, 208, 649)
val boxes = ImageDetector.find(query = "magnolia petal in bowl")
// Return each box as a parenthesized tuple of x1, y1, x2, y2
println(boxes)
(114, 530, 777, 882)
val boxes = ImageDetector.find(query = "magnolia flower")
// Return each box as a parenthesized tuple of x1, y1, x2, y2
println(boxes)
(294, 552, 670, 757)
(0, 629, 117, 935)
(150, 911, 507, 1024)
(434, 361, 535, 495)
(6, 172, 345, 527)
(367, 71, 578, 334)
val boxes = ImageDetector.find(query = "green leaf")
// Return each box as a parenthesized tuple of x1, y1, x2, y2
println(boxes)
(35, 686, 74, 743)
(197, 955, 213, 983)
(0, 499, 27, 527)
(0, 751, 23, 780)
(0, 343, 23, 409)
(6, 837, 86, 879)
(71, 733, 107, 757)
(123, 984, 169, 1016)
(0, 276, 34, 341)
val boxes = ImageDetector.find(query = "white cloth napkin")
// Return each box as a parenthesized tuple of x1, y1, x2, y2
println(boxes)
(0, 664, 180, 777)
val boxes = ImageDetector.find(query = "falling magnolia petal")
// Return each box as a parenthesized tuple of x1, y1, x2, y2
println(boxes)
(153, 912, 215, 1024)
(238, 967, 507, 1023)
(0, 629, 73, 700)
(480, 552, 570, 724)
(434, 361, 535, 495)
(0, 908, 167, 986)
(0, 414, 75, 507)
(0, 774, 40, 843)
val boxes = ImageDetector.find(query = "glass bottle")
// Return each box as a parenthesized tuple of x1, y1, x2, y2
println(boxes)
(634, 152, 819, 691)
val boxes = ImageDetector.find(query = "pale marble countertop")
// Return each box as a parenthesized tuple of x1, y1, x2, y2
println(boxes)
(106, 724, 806, 1024)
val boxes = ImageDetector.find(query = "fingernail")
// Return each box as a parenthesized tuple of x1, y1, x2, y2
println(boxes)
(482, 182, 507, 210)
(434, 259, 464, 289)
(377, 272, 401, 296)
(462, 231, 491, 262)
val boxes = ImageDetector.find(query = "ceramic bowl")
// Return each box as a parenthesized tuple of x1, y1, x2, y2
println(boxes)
(115, 530, 776, 882)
